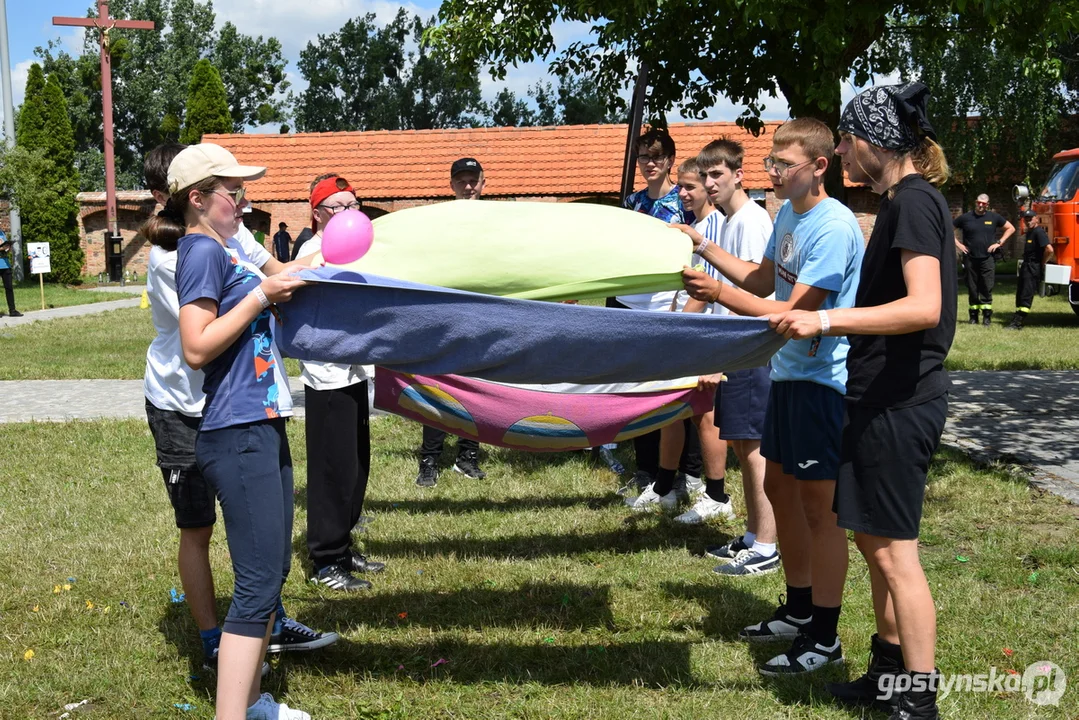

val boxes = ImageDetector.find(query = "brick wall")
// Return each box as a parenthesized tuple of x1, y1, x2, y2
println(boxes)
(77, 192, 157, 278)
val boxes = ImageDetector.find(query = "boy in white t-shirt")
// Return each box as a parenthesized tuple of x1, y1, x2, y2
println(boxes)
(688, 139, 780, 579)
(300, 173, 385, 593)
(142, 144, 337, 673)
(628, 157, 729, 522)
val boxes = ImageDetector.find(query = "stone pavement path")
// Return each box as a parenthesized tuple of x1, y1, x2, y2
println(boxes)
(944, 370, 1079, 504)
(0, 378, 309, 421)
(0, 297, 141, 328)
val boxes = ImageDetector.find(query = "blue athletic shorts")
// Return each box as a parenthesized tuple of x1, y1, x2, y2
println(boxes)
(760, 380, 843, 480)
(714, 365, 771, 441)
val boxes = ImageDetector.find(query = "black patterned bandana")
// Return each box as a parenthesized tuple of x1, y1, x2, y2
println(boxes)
(838, 82, 937, 152)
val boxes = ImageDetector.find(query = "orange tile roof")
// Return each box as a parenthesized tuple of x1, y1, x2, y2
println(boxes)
(204, 122, 783, 202)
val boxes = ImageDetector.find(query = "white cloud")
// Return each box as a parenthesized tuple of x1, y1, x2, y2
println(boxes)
(11, 59, 33, 108)
(212, 0, 424, 60)
(0, 60, 32, 133)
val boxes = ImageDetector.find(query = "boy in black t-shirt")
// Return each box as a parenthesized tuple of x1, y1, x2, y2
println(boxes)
(770, 82, 956, 720)
(952, 193, 1014, 325)
(1005, 210, 1054, 330)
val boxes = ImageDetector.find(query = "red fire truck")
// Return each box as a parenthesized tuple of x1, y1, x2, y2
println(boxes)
(1014, 149, 1079, 316)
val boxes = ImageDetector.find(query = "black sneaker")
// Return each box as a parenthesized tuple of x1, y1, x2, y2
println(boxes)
(706, 535, 749, 560)
(453, 450, 486, 479)
(350, 551, 385, 574)
(713, 548, 781, 577)
(202, 647, 270, 676)
(8, 310, 22, 318)
(416, 456, 439, 487)
(759, 632, 844, 676)
(267, 617, 340, 653)
(314, 562, 372, 592)
(738, 597, 811, 643)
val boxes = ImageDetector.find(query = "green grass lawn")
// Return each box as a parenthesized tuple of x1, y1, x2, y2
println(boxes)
(0, 308, 155, 380)
(0, 417, 1075, 718)
(10, 280, 133, 312)
(947, 276, 1079, 371)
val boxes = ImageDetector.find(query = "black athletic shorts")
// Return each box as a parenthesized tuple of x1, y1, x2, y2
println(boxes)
(145, 399, 216, 529)
(714, 365, 771, 441)
(760, 380, 844, 480)
(835, 394, 948, 540)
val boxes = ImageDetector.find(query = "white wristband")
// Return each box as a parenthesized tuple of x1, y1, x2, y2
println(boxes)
(818, 309, 830, 335)
(252, 286, 271, 310)
(696, 238, 712, 256)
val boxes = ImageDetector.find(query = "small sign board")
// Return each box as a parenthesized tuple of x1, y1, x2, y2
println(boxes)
(28, 242, 51, 275)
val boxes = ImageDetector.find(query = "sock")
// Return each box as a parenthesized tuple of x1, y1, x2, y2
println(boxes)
(704, 477, 729, 503)
(809, 604, 842, 645)
(199, 627, 222, 657)
(785, 585, 813, 620)
(652, 467, 677, 496)
(751, 540, 777, 557)
(742, 531, 756, 546)
(272, 599, 287, 635)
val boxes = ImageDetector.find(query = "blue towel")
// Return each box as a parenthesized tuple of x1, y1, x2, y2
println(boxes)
(277, 268, 786, 385)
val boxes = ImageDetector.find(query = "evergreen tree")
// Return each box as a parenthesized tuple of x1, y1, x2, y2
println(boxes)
(15, 65, 84, 284)
(180, 59, 233, 143)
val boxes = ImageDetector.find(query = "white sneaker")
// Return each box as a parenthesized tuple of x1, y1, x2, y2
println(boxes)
(674, 494, 735, 524)
(246, 692, 311, 720)
(683, 473, 704, 495)
(625, 482, 679, 512)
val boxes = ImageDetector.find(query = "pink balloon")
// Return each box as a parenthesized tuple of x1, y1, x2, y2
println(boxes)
(322, 209, 373, 264)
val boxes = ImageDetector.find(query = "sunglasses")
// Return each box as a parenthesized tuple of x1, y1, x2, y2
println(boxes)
(213, 187, 247, 205)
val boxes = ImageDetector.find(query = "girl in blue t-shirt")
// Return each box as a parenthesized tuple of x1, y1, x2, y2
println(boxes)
(142, 143, 310, 720)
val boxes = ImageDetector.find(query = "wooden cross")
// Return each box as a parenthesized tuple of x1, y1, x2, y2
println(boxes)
(54, 1, 155, 240)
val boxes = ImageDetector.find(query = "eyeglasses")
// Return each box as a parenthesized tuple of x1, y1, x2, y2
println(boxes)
(214, 187, 246, 205)
(637, 154, 670, 166)
(975, 202, 988, 207)
(318, 201, 361, 214)
(763, 157, 813, 176)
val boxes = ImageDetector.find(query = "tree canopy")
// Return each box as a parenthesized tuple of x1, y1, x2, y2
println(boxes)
(293, 10, 485, 132)
(15, 65, 84, 284)
(488, 74, 625, 127)
(181, 59, 232, 144)
(36, 0, 289, 190)
(428, 0, 1079, 132)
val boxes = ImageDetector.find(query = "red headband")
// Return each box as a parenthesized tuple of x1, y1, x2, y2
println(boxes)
(310, 176, 354, 209)
(310, 176, 355, 232)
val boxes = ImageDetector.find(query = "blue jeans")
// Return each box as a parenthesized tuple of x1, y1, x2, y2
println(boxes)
(196, 419, 293, 638)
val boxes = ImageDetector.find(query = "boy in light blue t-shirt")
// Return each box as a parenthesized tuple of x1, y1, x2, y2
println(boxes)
(678, 118, 864, 678)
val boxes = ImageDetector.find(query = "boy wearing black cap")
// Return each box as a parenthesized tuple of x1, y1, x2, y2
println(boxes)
(415, 158, 488, 487)
(1006, 210, 1054, 330)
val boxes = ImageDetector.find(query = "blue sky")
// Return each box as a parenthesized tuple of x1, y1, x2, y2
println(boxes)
(1, 0, 810, 131)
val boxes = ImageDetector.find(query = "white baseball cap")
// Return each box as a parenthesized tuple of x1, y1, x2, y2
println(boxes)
(167, 143, 267, 194)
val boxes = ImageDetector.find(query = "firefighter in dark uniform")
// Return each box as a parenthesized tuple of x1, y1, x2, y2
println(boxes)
(953, 193, 1015, 325)
(1005, 210, 1054, 330)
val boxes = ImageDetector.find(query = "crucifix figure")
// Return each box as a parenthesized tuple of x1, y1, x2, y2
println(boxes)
(54, 1, 154, 265)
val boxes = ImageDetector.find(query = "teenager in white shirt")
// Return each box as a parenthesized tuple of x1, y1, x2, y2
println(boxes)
(628, 158, 729, 523)
(299, 173, 385, 592)
(688, 139, 780, 578)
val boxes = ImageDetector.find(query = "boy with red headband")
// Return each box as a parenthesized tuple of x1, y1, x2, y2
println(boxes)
(299, 173, 386, 592)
